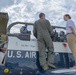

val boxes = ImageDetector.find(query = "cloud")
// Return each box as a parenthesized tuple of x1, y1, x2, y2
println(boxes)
(0, 0, 76, 34)
(0, 0, 62, 22)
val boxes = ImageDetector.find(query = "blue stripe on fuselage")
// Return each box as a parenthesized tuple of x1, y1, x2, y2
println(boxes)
(1, 50, 75, 75)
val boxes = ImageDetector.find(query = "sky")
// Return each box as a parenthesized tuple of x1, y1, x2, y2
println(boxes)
(0, 0, 76, 33)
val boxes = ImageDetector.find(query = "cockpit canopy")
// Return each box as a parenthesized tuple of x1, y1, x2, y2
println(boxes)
(0, 12, 8, 35)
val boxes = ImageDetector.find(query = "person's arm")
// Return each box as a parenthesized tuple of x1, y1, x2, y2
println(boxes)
(33, 22, 37, 38)
(46, 20, 53, 34)
(67, 20, 76, 37)
(70, 26, 76, 37)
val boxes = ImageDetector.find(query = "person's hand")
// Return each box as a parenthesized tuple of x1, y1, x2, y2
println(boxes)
(75, 33, 76, 37)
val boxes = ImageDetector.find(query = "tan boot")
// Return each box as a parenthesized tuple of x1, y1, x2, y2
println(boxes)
(42, 65, 49, 71)
(48, 63, 56, 69)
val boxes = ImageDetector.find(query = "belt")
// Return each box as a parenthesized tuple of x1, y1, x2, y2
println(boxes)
(66, 33, 73, 35)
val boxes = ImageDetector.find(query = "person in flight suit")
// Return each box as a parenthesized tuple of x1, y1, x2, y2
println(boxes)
(33, 13, 56, 71)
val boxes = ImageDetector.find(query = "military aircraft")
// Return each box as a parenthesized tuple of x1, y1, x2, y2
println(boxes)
(0, 12, 76, 75)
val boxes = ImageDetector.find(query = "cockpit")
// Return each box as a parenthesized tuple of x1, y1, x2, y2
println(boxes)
(7, 23, 66, 42)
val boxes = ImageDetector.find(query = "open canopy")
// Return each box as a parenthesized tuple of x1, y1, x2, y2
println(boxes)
(0, 12, 9, 35)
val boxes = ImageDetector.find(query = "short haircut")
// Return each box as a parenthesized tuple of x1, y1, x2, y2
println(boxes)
(64, 14, 71, 19)
(39, 13, 45, 18)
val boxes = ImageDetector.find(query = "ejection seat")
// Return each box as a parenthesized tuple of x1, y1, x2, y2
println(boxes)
(51, 30, 59, 42)
(19, 25, 31, 41)
(60, 31, 67, 42)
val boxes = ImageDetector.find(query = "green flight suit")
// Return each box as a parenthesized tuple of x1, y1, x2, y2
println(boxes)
(33, 19, 54, 70)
